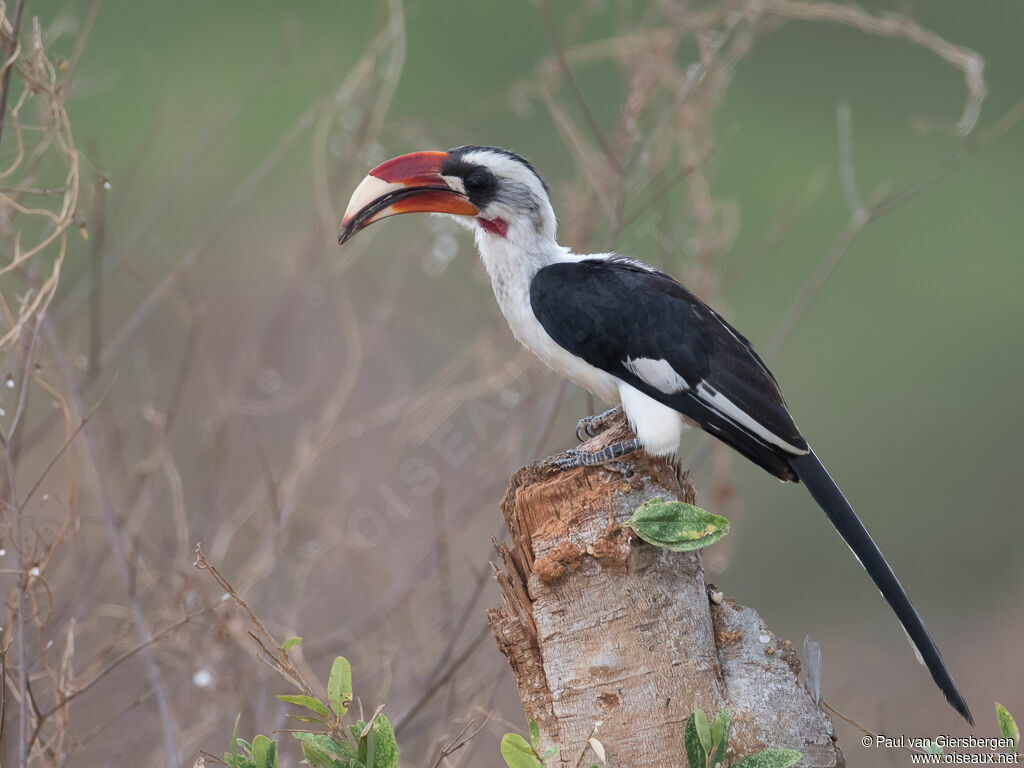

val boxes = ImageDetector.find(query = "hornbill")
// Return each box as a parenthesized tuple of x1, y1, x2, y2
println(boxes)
(338, 145, 973, 724)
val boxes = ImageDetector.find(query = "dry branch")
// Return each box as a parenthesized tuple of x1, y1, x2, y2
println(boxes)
(488, 414, 843, 767)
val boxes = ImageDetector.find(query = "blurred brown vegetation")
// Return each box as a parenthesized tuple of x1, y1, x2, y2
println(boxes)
(0, 1, 1019, 767)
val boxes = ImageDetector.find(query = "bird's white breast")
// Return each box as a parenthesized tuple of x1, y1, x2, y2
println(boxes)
(476, 233, 622, 405)
(474, 228, 687, 456)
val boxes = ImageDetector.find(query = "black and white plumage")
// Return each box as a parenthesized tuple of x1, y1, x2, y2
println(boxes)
(339, 144, 973, 724)
(531, 256, 806, 480)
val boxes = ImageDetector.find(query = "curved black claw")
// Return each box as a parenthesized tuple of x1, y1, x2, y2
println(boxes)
(574, 406, 623, 443)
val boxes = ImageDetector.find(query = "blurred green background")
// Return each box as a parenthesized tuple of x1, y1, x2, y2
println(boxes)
(20, 0, 1024, 764)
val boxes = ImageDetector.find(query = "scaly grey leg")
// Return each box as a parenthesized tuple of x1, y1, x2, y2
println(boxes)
(574, 405, 624, 442)
(555, 438, 643, 469)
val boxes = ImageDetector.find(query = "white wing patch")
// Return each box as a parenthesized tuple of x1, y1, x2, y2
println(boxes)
(624, 357, 689, 394)
(695, 382, 808, 454)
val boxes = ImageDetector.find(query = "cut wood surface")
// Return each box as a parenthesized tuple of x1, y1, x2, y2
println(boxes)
(488, 414, 844, 767)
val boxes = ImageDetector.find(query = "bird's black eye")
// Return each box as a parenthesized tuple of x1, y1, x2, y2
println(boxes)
(463, 168, 494, 195)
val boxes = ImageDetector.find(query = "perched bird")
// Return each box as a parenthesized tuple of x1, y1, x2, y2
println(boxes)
(338, 145, 973, 724)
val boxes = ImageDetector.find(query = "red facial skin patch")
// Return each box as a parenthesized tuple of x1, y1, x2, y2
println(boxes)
(477, 217, 509, 238)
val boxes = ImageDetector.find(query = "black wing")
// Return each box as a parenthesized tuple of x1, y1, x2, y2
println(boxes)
(530, 258, 807, 480)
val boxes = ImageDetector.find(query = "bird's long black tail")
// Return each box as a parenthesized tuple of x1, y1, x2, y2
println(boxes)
(789, 449, 973, 725)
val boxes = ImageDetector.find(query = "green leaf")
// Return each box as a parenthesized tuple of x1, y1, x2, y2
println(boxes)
(225, 713, 254, 768)
(539, 746, 560, 759)
(293, 732, 358, 763)
(500, 733, 544, 768)
(997, 702, 1019, 753)
(529, 719, 541, 751)
(225, 730, 257, 768)
(287, 714, 324, 724)
(299, 738, 345, 768)
(277, 694, 330, 718)
(364, 729, 376, 768)
(282, 636, 303, 652)
(350, 718, 392, 768)
(231, 713, 241, 764)
(367, 714, 398, 768)
(684, 713, 706, 768)
(709, 707, 732, 766)
(352, 721, 368, 765)
(732, 747, 803, 768)
(251, 735, 278, 768)
(328, 657, 354, 716)
(694, 706, 712, 754)
(624, 498, 730, 552)
(293, 732, 338, 750)
(921, 740, 944, 756)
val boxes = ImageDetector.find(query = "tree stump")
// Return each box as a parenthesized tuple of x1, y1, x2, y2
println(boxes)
(488, 414, 844, 767)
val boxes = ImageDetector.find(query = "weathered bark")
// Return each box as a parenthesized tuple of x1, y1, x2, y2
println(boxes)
(488, 414, 844, 767)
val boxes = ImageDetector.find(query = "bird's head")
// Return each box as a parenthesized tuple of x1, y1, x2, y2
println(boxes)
(339, 145, 555, 247)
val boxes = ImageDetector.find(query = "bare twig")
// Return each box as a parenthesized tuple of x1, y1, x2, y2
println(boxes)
(765, 96, 1024, 360)
(687, 95, 1023, 472)
(40, 320, 181, 766)
(0, 0, 26, 148)
(429, 717, 489, 768)
(756, 0, 985, 136)
(18, 375, 114, 509)
(394, 624, 492, 734)
(193, 544, 319, 701)
(32, 610, 205, 728)
(823, 700, 928, 757)
(538, 0, 618, 172)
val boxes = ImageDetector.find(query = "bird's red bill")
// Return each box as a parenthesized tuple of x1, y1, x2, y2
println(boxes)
(338, 151, 478, 244)
(368, 150, 449, 184)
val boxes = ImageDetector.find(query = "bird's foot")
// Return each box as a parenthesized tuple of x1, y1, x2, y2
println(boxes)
(574, 406, 623, 442)
(555, 438, 643, 470)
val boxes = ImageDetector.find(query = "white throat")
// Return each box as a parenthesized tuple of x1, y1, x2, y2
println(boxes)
(474, 218, 565, 316)
(470, 219, 622, 405)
